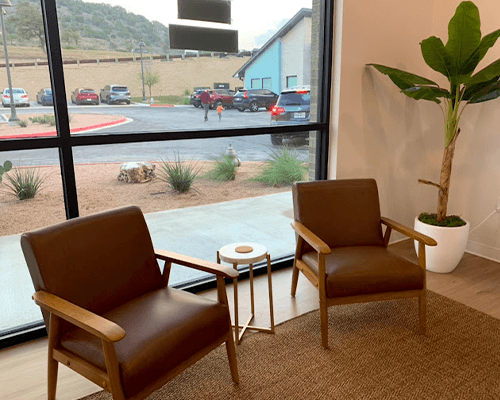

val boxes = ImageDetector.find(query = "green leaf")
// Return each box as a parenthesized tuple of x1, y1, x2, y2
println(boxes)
(445, 1, 481, 75)
(401, 86, 451, 104)
(367, 64, 438, 86)
(421, 36, 455, 80)
(462, 75, 500, 100)
(468, 80, 500, 103)
(461, 28, 500, 76)
(465, 59, 500, 86)
(3, 160, 12, 172)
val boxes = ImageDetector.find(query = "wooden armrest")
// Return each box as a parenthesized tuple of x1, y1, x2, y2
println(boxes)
(32, 291, 126, 342)
(381, 217, 437, 246)
(291, 221, 331, 254)
(155, 249, 239, 279)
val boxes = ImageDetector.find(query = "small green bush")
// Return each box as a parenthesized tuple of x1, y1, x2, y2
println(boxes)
(17, 119, 28, 127)
(3, 167, 46, 200)
(158, 154, 200, 193)
(184, 88, 190, 96)
(29, 115, 56, 125)
(252, 147, 307, 186)
(204, 154, 238, 181)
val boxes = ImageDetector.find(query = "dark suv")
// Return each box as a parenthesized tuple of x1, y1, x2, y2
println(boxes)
(270, 86, 310, 145)
(233, 88, 278, 112)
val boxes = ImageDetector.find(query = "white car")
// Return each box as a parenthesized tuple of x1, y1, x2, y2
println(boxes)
(2, 88, 30, 107)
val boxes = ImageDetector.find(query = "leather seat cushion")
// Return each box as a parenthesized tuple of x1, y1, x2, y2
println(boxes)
(302, 246, 424, 298)
(61, 287, 230, 398)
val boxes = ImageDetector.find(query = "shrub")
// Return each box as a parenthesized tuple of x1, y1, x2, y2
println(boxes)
(17, 119, 28, 127)
(157, 154, 200, 193)
(29, 115, 55, 125)
(184, 88, 190, 96)
(252, 147, 307, 186)
(204, 154, 237, 181)
(3, 167, 46, 200)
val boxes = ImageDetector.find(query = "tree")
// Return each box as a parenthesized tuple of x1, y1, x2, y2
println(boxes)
(142, 71, 160, 98)
(61, 29, 80, 47)
(10, 2, 45, 52)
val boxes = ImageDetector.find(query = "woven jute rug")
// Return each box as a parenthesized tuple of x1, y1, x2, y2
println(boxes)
(79, 291, 500, 400)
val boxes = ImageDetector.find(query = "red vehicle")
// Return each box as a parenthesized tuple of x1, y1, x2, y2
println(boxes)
(209, 89, 235, 109)
(71, 88, 99, 105)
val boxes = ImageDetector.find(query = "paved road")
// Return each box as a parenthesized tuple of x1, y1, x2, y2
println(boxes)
(1, 103, 309, 166)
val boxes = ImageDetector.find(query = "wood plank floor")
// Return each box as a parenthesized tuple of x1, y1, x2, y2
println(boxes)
(2, 240, 499, 400)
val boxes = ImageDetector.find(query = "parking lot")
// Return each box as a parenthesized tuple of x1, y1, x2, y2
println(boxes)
(1, 103, 310, 166)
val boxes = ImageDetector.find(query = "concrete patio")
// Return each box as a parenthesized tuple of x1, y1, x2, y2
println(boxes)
(0, 192, 296, 334)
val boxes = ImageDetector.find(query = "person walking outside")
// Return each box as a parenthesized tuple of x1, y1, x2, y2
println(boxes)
(216, 103, 224, 122)
(199, 89, 211, 122)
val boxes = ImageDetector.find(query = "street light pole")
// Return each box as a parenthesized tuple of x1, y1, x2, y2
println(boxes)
(138, 38, 147, 103)
(0, 0, 19, 124)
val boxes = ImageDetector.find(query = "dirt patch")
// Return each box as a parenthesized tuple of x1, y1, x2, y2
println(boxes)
(0, 161, 291, 236)
(0, 113, 125, 137)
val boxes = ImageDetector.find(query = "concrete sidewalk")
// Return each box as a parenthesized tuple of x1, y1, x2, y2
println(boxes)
(0, 192, 296, 333)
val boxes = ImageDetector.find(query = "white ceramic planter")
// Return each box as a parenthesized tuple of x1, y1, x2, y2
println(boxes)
(414, 216, 469, 274)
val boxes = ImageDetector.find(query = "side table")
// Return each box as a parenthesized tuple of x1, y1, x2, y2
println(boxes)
(217, 242, 275, 345)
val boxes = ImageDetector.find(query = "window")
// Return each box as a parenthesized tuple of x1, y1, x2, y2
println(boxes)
(0, 0, 333, 346)
(263, 77, 272, 90)
(251, 78, 262, 88)
(287, 75, 298, 88)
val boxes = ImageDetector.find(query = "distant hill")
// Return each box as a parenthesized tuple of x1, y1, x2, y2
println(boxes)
(5, 0, 178, 55)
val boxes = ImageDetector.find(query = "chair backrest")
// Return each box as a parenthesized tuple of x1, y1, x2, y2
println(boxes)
(21, 206, 164, 328)
(292, 179, 385, 249)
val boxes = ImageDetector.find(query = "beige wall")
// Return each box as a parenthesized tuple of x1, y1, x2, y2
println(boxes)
(332, 0, 500, 260)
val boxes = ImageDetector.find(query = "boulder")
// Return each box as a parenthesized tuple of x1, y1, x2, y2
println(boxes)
(117, 162, 156, 183)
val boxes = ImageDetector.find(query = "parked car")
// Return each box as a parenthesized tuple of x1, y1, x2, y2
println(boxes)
(2, 88, 30, 107)
(100, 85, 131, 104)
(270, 85, 310, 145)
(71, 88, 99, 105)
(233, 88, 278, 112)
(190, 89, 209, 107)
(209, 88, 235, 109)
(36, 88, 53, 106)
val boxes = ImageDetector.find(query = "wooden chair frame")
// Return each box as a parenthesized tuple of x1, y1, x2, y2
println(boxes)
(33, 249, 239, 400)
(291, 216, 437, 349)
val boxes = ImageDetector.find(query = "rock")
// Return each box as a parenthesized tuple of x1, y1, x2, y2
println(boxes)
(117, 162, 156, 183)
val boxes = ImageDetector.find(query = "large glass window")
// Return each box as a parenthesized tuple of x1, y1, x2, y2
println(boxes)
(0, 0, 331, 345)
(0, 149, 65, 337)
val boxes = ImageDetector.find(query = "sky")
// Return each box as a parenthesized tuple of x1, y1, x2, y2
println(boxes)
(82, 0, 312, 50)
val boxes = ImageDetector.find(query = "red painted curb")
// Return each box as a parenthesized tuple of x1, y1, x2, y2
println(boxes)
(150, 104, 174, 107)
(0, 117, 127, 139)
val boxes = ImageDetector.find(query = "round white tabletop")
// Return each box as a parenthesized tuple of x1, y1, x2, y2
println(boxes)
(218, 242, 268, 265)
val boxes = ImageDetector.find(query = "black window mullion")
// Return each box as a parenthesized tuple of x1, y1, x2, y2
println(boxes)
(41, 0, 79, 219)
(315, 0, 334, 181)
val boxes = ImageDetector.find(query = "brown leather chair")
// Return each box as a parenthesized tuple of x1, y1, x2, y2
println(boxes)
(291, 179, 437, 348)
(21, 206, 239, 400)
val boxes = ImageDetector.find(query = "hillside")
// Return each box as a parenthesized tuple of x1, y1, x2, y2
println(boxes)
(5, 0, 174, 55)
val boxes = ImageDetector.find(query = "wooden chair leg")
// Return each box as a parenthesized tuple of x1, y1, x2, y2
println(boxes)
(225, 328, 239, 384)
(319, 300, 329, 349)
(291, 261, 299, 297)
(47, 313, 60, 400)
(419, 292, 427, 335)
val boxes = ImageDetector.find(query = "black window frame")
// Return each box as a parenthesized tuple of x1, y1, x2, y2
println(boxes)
(0, 0, 334, 348)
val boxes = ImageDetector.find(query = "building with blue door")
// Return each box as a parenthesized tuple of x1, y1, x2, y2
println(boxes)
(233, 8, 312, 95)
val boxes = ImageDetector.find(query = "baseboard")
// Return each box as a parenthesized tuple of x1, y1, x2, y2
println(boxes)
(466, 241, 500, 264)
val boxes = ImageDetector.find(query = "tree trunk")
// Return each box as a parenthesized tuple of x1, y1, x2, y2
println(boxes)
(437, 129, 459, 222)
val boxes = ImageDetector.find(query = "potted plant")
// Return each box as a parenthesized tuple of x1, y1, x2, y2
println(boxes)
(368, 1, 500, 273)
